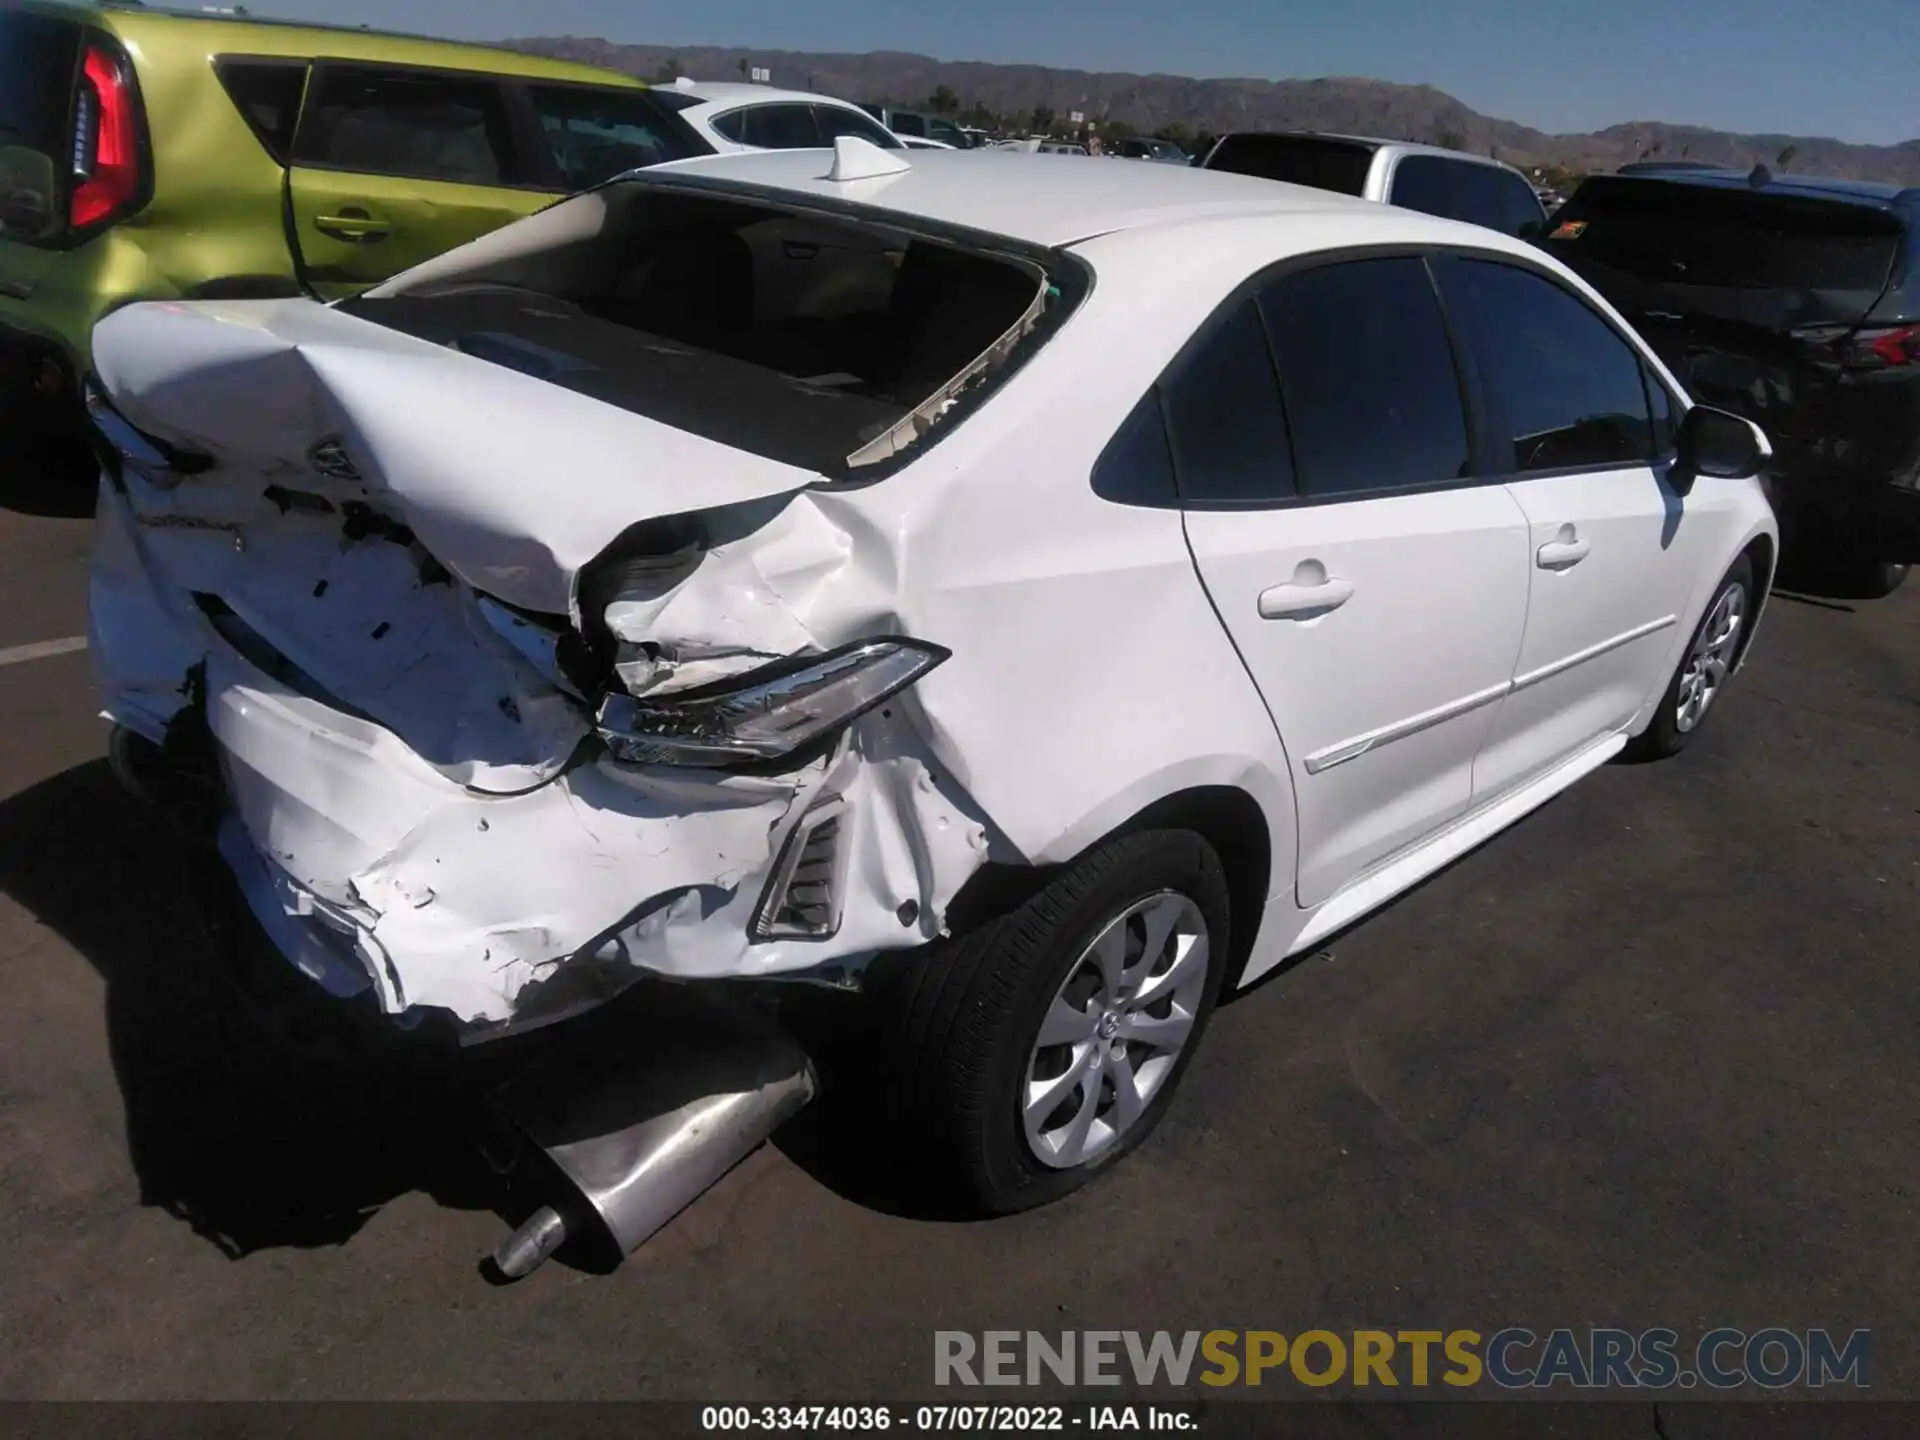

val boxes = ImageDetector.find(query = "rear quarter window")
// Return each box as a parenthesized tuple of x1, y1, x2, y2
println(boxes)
(717, 103, 821, 150)
(0, 10, 81, 241)
(1159, 299, 1296, 505)
(214, 59, 308, 164)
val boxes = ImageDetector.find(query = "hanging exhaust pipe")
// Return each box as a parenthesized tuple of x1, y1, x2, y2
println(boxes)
(487, 988, 817, 1279)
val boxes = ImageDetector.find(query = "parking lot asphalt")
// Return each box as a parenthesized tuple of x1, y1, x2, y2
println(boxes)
(0, 476, 1915, 1407)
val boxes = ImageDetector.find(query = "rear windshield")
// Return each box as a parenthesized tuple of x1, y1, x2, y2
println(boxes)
(1203, 134, 1375, 196)
(1548, 177, 1904, 295)
(341, 183, 1056, 475)
(0, 10, 80, 241)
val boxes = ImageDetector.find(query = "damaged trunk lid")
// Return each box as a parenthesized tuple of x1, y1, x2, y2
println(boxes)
(90, 298, 821, 618)
(89, 298, 823, 792)
(90, 176, 1057, 786)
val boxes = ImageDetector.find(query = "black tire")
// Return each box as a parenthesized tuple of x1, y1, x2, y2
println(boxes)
(1826, 555, 1909, 601)
(868, 829, 1231, 1214)
(1779, 506, 1909, 600)
(1627, 554, 1755, 761)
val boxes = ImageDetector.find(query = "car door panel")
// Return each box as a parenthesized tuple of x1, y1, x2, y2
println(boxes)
(287, 170, 552, 298)
(289, 63, 550, 300)
(1168, 256, 1533, 908)
(1475, 468, 1698, 795)
(1436, 255, 1704, 798)
(1186, 492, 1531, 906)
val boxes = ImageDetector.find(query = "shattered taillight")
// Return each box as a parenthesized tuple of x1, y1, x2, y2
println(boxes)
(594, 638, 950, 768)
(70, 42, 147, 232)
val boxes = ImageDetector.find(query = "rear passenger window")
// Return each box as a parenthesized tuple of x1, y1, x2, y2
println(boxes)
(1158, 299, 1295, 505)
(727, 104, 822, 149)
(215, 59, 308, 164)
(1259, 257, 1470, 498)
(1443, 258, 1655, 473)
(295, 66, 517, 186)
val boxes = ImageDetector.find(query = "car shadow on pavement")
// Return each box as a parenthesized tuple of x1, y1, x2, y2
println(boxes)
(0, 758, 516, 1259)
(765, 984, 988, 1226)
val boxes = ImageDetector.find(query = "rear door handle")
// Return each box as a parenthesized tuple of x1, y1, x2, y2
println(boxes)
(1537, 526, 1591, 570)
(1258, 563, 1355, 620)
(314, 209, 391, 242)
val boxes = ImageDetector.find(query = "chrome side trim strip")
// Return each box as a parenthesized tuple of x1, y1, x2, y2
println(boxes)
(1511, 614, 1677, 693)
(1303, 679, 1514, 775)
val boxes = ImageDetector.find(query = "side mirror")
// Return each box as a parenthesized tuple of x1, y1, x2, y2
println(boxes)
(1672, 404, 1772, 495)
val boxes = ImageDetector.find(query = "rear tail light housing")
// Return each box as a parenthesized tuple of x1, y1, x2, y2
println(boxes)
(594, 637, 950, 768)
(1791, 322, 1920, 372)
(70, 41, 147, 232)
(1851, 324, 1920, 370)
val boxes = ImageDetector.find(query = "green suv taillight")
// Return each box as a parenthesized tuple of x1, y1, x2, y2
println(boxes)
(70, 42, 145, 231)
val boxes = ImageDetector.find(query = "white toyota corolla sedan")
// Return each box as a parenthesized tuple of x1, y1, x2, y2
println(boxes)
(85, 140, 1776, 1242)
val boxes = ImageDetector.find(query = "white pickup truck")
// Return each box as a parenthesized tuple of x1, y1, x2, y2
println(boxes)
(1200, 130, 1549, 239)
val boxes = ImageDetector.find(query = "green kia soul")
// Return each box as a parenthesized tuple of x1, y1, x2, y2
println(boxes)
(0, 1, 709, 480)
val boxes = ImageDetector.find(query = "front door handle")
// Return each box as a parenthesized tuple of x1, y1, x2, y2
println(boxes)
(314, 208, 391, 242)
(1536, 527, 1592, 571)
(1259, 561, 1355, 620)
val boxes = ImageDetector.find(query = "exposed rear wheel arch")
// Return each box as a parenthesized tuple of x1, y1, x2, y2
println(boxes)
(943, 785, 1274, 993)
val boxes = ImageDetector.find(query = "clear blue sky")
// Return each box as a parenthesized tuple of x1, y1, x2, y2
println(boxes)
(252, 0, 1920, 144)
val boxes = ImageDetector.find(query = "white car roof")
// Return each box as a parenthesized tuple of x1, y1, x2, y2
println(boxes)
(671, 81, 872, 115)
(1225, 131, 1531, 177)
(648, 146, 1384, 249)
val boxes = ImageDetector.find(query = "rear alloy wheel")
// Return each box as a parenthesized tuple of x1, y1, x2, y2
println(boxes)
(1022, 891, 1210, 1170)
(1628, 554, 1753, 760)
(871, 830, 1230, 1214)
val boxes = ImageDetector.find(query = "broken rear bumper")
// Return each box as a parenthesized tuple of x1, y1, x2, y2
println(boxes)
(89, 480, 991, 1034)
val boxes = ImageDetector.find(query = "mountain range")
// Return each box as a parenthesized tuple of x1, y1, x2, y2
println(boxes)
(506, 37, 1920, 185)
